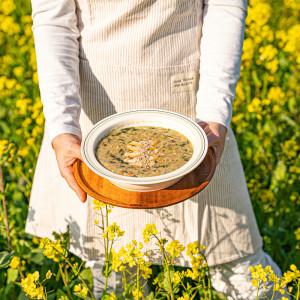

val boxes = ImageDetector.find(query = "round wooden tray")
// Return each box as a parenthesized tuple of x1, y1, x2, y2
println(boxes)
(73, 147, 217, 209)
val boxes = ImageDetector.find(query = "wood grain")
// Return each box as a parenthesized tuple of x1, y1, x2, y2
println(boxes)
(73, 147, 216, 209)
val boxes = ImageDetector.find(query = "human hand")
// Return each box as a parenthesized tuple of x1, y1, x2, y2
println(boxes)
(197, 121, 228, 165)
(52, 133, 87, 202)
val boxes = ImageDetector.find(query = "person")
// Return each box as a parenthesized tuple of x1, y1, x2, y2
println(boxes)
(25, 0, 285, 299)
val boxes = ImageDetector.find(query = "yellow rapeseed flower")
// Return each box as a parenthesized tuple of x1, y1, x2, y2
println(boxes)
(132, 287, 143, 299)
(21, 271, 45, 299)
(0, 16, 20, 35)
(9, 256, 20, 269)
(93, 199, 106, 210)
(178, 293, 190, 300)
(284, 24, 300, 54)
(172, 271, 184, 285)
(246, 2, 271, 28)
(108, 292, 117, 300)
(282, 140, 299, 159)
(267, 87, 285, 102)
(258, 45, 278, 62)
(142, 223, 158, 243)
(73, 283, 88, 299)
(0, 0, 16, 15)
(102, 222, 125, 241)
(166, 240, 185, 258)
(242, 38, 255, 63)
(186, 242, 199, 257)
(247, 97, 262, 114)
(13, 66, 24, 78)
(0, 140, 9, 157)
(45, 270, 52, 279)
(39, 238, 67, 263)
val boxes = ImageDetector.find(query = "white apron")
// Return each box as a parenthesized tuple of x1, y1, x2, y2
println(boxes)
(25, 0, 262, 267)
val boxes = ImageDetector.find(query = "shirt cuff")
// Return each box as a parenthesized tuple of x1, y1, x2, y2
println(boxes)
(204, 0, 247, 11)
(195, 93, 233, 129)
(45, 123, 82, 147)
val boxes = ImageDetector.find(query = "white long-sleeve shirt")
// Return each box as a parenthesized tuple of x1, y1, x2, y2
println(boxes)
(31, 0, 247, 144)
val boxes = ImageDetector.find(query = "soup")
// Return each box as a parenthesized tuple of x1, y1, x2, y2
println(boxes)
(96, 126, 193, 177)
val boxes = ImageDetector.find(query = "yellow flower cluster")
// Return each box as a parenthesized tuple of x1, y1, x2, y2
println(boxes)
(166, 240, 185, 258)
(0, 140, 15, 163)
(73, 283, 88, 299)
(112, 239, 152, 280)
(107, 292, 117, 300)
(185, 242, 207, 280)
(142, 223, 159, 243)
(21, 271, 45, 299)
(172, 270, 185, 285)
(102, 222, 125, 241)
(93, 199, 107, 211)
(282, 264, 300, 285)
(132, 287, 143, 299)
(177, 294, 190, 300)
(39, 238, 67, 263)
(250, 264, 300, 296)
(9, 256, 20, 269)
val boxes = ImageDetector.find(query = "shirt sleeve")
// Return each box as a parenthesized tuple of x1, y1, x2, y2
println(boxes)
(31, 0, 82, 144)
(195, 0, 247, 128)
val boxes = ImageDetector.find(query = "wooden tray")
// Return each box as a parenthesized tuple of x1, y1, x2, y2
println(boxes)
(73, 147, 216, 209)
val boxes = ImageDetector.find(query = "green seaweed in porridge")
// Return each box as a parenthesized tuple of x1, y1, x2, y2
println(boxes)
(96, 126, 193, 177)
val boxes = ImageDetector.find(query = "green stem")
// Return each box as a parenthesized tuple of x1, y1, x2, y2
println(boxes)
(104, 205, 110, 292)
(136, 264, 140, 300)
(51, 244, 96, 300)
(122, 270, 127, 292)
(43, 286, 47, 300)
(18, 265, 25, 279)
(65, 258, 96, 300)
(58, 263, 73, 300)
(255, 282, 260, 300)
(0, 166, 11, 249)
(270, 287, 276, 300)
(296, 282, 299, 300)
(203, 256, 212, 300)
(154, 235, 174, 300)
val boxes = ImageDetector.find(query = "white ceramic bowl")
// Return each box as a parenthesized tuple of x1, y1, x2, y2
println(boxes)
(81, 109, 208, 192)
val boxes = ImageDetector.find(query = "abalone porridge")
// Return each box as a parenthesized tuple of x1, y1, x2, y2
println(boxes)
(96, 126, 194, 177)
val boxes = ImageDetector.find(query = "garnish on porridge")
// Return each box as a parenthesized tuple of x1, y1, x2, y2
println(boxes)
(96, 126, 193, 177)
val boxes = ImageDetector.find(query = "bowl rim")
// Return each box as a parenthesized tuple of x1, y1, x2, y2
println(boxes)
(81, 109, 208, 185)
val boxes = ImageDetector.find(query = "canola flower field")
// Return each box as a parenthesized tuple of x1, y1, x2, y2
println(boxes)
(0, 0, 299, 299)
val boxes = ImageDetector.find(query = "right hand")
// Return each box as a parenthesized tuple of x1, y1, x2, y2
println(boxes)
(52, 133, 87, 202)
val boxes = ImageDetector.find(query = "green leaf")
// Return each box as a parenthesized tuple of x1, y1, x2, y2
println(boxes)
(0, 251, 14, 269)
(56, 289, 68, 299)
(80, 268, 93, 287)
(144, 292, 155, 300)
(29, 251, 45, 265)
(18, 290, 29, 300)
(7, 268, 19, 283)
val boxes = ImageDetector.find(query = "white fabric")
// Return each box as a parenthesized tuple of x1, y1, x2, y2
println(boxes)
(196, 1, 247, 128)
(31, 0, 247, 144)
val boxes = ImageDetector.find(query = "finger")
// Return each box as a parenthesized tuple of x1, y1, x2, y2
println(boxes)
(62, 167, 87, 202)
(206, 133, 219, 147)
(71, 143, 83, 161)
(198, 122, 210, 135)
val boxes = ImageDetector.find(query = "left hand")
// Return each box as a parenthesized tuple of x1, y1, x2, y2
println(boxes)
(197, 121, 228, 166)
